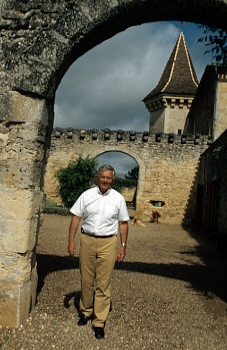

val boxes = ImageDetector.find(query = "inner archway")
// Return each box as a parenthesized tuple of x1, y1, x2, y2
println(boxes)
(96, 151, 138, 210)
(97, 152, 138, 178)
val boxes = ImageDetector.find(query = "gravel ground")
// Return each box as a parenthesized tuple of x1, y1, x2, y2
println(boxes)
(1, 212, 227, 350)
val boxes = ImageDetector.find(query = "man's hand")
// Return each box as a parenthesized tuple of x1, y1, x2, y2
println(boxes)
(118, 221, 128, 262)
(68, 241, 76, 256)
(117, 246, 126, 262)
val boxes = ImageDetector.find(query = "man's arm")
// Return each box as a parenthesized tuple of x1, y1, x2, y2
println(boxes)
(117, 221, 128, 262)
(68, 215, 81, 256)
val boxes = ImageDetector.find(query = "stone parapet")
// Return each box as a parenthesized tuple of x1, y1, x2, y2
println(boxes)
(51, 127, 211, 146)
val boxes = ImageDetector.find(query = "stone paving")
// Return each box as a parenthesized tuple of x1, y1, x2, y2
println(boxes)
(1, 213, 227, 350)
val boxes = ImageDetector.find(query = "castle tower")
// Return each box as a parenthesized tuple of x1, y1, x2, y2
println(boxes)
(143, 32, 199, 135)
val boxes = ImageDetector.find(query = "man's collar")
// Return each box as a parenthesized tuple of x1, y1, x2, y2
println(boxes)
(97, 187, 111, 195)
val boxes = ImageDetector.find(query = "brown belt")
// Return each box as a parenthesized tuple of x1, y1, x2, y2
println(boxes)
(81, 227, 115, 238)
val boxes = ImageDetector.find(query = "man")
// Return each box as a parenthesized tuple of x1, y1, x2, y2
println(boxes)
(68, 164, 129, 339)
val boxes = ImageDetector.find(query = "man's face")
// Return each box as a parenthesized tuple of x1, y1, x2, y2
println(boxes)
(97, 170, 114, 194)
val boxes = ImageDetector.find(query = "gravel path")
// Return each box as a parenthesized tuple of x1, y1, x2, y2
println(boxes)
(1, 213, 227, 350)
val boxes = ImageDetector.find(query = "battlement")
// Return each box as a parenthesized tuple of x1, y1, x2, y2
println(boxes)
(52, 127, 213, 146)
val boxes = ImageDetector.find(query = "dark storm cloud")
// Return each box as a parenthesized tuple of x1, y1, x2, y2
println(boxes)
(54, 21, 213, 176)
(54, 22, 182, 131)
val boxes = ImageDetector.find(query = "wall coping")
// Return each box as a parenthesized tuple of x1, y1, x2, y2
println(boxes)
(51, 127, 212, 146)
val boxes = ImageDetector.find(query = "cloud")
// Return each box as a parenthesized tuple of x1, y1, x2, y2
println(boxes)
(55, 22, 183, 131)
(54, 21, 213, 176)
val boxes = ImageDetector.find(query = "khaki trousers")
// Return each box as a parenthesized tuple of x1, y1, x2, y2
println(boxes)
(79, 233, 117, 328)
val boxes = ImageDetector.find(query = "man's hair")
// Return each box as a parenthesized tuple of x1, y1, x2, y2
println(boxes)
(98, 164, 115, 177)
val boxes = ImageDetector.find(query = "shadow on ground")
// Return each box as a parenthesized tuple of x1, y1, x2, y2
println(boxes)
(37, 237, 227, 305)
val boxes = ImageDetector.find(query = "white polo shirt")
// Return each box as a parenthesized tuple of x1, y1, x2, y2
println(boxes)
(70, 187, 130, 236)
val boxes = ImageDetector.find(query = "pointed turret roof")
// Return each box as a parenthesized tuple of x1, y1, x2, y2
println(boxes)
(143, 32, 199, 102)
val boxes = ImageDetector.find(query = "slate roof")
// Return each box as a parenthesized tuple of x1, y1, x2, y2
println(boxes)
(143, 32, 199, 102)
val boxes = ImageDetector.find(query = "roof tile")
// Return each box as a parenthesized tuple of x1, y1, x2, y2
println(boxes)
(143, 32, 199, 101)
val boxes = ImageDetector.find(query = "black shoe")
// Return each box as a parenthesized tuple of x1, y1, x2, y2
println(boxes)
(93, 327, 105, 339)
(77, 314, 92, 326)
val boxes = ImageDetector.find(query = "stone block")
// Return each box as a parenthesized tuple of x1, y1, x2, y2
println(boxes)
(0, 252, 32, 283)
(0, 218, 39, 253)
(0, 280, 32, 328)
(0, 157, 45, 188)
(0, 93, 10, 122)
(4, 91, 49, 126)
(30, 255, 38, 311)
(0, 188, 43, 253)
(0, 187, 42, 220)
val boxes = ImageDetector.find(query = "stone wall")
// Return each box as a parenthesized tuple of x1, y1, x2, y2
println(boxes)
(148, 97, 193, 134)
(119, 187, 136, 205)
(184, 65, 227, 141)
(198, 130, 227, 233)
(45, 128, 209, 225)
(0, 91, 54, 327)
(216, 79, 227, 139)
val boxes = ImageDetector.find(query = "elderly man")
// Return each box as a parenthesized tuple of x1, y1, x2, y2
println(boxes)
(68, 164, 129, 339)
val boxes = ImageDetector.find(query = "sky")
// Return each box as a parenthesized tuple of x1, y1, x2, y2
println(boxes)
(54, 21, 213, 177)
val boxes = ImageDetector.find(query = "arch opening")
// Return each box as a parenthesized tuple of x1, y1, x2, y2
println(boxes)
(54, 21, 213, 133)
(2, 1, 227, 329)
(96, 151, 139, 209)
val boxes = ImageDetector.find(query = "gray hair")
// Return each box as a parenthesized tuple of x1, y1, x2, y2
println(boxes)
(98, 164, 115, 177)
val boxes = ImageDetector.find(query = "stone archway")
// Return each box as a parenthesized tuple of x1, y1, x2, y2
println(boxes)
(89, 151, 139, 203)
(45, 145, 143, 208)
(94, 150, 146, 225)
(94, 149, 145, 220)
(1, 0, 227, 327)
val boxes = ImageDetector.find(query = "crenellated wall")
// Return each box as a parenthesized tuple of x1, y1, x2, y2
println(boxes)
(45, 128, 210, 224)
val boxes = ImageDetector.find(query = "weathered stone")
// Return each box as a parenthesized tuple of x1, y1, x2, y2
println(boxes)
(0, 93, 52, 327)
(0, 252, 32, 283)
(199, 130, 227, 234)
(0, 94, 9, 122)
(0, 280, 33, 328)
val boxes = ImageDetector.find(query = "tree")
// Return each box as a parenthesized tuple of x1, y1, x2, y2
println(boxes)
(110, 166, 139, 193)
(125, 166, 139, 181)
(198, 24, 227, 65)
(57, 156, 98, 208)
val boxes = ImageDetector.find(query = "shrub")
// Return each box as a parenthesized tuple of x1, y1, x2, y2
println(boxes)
(56, 156, 98, 208)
